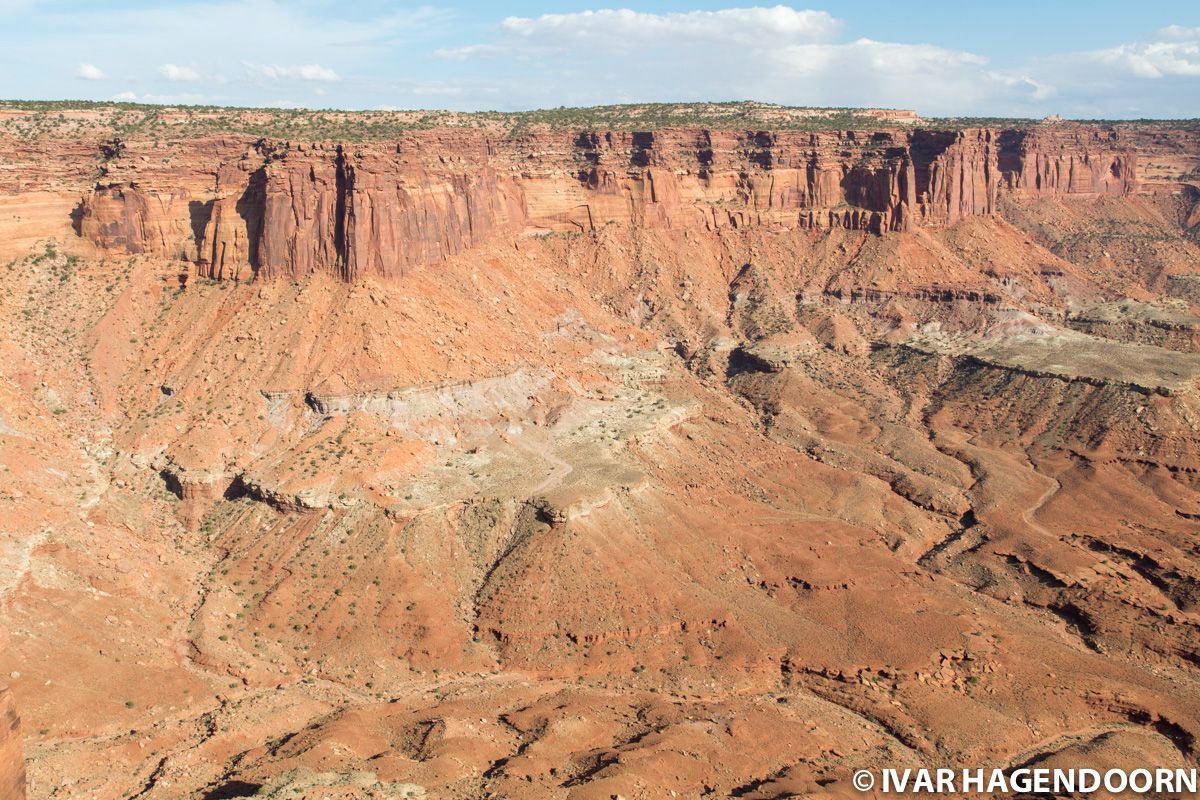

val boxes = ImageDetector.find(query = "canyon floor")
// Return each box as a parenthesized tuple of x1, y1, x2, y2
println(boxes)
(0, 104, 1199, 799)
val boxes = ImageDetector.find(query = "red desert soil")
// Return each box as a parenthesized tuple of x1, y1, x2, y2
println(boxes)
(0, 104, 1198, 798)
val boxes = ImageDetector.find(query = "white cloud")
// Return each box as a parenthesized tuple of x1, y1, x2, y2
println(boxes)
(438, 6, 839, 60)
(245, 62, 340, 82)
(432, 7, 1020, 113)
(431, 7, 1200, 117)
(159, 63, 202, 82)
(5, 0, 428, 105)
(434, 43, 504, 62)
(989, 73, 1056, 102)
(769, 38, 986, 78)
(113, 90, 137, 101)
(1159, 25, 1200, 41)
(75, 62, 106, 80)
(1080, 39, 1200, 79)
(1013, 26, 1200, 115)
(503, 6, 839, 47)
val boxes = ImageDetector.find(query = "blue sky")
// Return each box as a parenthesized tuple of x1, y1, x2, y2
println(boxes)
(1, 1, 1197, 117)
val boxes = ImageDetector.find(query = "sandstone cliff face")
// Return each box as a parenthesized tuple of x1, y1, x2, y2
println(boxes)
(193, 143, 527, 281)
(67, 123, 1184, 282)
(554, 128, 917, 233)
(76, 184, 202, 262)
(0, 686, 22, 800)
(76, 184, 151, 253)
(911, 129, 997, 226)
(999, 128, 1137, 196)
(339, 152, 526, 282)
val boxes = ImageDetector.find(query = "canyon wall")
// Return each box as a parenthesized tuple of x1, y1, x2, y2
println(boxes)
(998, 128, 1137, 196)
(63, 124, 1194, 282)
(195, 143, 528, 281)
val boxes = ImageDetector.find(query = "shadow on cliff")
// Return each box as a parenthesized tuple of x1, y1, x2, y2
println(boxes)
(236, 169, 266, 274)
(69, 201, 84, 237)
(188, 199, 213, 255)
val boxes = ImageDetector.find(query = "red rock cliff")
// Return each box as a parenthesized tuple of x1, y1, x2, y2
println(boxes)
(194, 142, 526, 281)
(66, 123, 1181, 282)
(998, 128, 1137, 196)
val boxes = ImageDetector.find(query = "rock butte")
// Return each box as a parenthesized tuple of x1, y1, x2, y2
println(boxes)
(0, 104, 1199, 799)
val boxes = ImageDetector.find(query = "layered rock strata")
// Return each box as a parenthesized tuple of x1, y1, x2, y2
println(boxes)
(62, 124, 1189, 282)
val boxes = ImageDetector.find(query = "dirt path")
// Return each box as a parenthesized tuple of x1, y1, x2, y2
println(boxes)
(1019, 459, 1062, 539)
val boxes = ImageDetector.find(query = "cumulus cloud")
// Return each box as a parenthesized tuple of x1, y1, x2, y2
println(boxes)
(159, 63, 202, 82)
(432, 6, 1199, 117)
(1017, 26, 1200, 115)
(1158, 25, 1200, 41)
(245, 62, 340, 82)
(437, 6, 839, 61)
(434, 6, 1026, 113)
(506, 6, 838, 47)
(74, 62, 106, 80)
(1078, 38, 1200, 79)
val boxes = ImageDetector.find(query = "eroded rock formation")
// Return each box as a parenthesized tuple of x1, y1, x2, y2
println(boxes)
(66, 122, 1186, 282)
(1000, 128, 1138, 196)
(191, 144, 527, 281)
